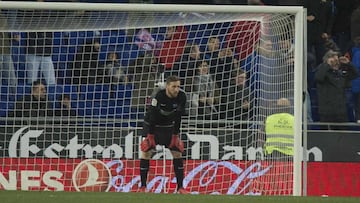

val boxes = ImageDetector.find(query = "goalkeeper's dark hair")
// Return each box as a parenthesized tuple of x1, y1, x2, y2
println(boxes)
(166, 75, 180, 84)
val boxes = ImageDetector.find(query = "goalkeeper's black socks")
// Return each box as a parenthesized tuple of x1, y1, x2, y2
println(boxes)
(140, 159, 150, 187)
(173, 158, 184, 189)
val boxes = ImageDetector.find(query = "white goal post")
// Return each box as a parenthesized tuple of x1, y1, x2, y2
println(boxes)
(0, 2, 304, 196)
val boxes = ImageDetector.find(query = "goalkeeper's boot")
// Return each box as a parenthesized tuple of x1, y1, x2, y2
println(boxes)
(137, 186, 147, 193)
(177, 188, 190, 194)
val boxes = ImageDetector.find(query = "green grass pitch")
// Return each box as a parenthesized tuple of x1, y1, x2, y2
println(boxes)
(0, 191, 359, 203)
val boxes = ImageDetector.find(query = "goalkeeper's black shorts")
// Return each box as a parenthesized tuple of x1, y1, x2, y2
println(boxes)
(153, 125, 173, 146)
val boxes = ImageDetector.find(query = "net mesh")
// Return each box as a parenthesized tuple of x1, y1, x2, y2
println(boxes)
(0, 4, 297, 195)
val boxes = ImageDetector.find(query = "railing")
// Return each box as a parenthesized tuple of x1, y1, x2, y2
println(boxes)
(1, 117, 360, 132)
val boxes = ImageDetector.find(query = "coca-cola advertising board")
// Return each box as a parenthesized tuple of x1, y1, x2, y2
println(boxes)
(0, 158, 277, 194)
(1, 158, 360, 196)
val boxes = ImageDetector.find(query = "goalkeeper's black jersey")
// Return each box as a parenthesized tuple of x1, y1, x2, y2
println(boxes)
(144, 89, 186, 134)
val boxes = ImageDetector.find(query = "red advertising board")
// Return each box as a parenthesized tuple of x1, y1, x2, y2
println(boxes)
(307, 162, 360, 196)
(0, 158, 359, 196)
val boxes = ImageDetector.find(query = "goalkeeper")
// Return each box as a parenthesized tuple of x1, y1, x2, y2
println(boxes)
(139, 75, 189, 194)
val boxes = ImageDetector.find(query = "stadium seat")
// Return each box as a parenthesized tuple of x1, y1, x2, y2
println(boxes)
(0, 101, 14, 117)
(115, 106, 130, 119)
(116, 99, 131, 107)
(109, 36, 117, 44)
(100, 106, 115, 118)
(101, 37, 109, 45)
(0, 86, 16, 102)
(112, 84, 132, 101)
(16, 85, 31, 100)
(47, 85, 63, 101)
(84, 31, 95, 38)
(0, 102, 7, 117)
(53, 47, 60, 54)
(131, 107, 145, 120)
(79, 84, 95, 100)
(53, 38, 61, 46)
(84, 101, 101, 116)
(85, 100, 101, 108)
(117, 35, 126, 44)
(95, 91, 110, 100)
(53, 32, 62, 38)
(68, 46, 76, 54)
(69, 38, 78, 46)
(75, 100, 85, 116)
(308, 88, 319, 121)
(94, 84, 111, 100)
(102, 30, 110, 36)
(62, 85, 78, 100)
(59, 53, 68, 62)
(67, 53, 75, 61)
(346, 89, 356, 122)
(85, 108, 100, 117)
(79, 84, 111, 100)
(0, 86, 8, 101)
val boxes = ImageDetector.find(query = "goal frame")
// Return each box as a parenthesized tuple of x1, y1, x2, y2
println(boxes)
(0, 1, 305, 196)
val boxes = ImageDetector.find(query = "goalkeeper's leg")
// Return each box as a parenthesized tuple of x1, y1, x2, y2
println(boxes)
(139, 150, 153, 191)
(139, 122, 157, 192)
(171, 150, 189, 194)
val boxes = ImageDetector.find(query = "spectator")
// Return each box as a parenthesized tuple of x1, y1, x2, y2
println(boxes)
(315, 50, 358, 123)
(332, 0, 358, 54)
(172, 42, 203, 79)
(205, 36, 237, 90)
(26, 31, 56, 85)
(191, 60, 218, 120)
(205, 36, 221, 61)
(70, 38, 101, 84)
(171, 42, 204, 92)
(301, 0, 331, 65)
(8, 79, 53, 118)
(105, 51, 129, 85)
(350, 37, 360, 122)
(217, 47, 239, 88)
(319, 0, 335, 43)
(0, 11, 17, 92)
(351, 3, 360, 42)
(319, 0, 336, 60)
(55, 94, 76, 117)
(220, 68, 251, 122)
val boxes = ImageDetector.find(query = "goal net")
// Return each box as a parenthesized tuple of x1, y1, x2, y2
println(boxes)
(0, 2, 304, 195)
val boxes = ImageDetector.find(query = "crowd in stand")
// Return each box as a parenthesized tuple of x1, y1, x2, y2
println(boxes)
(1, 0, 360, 127)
